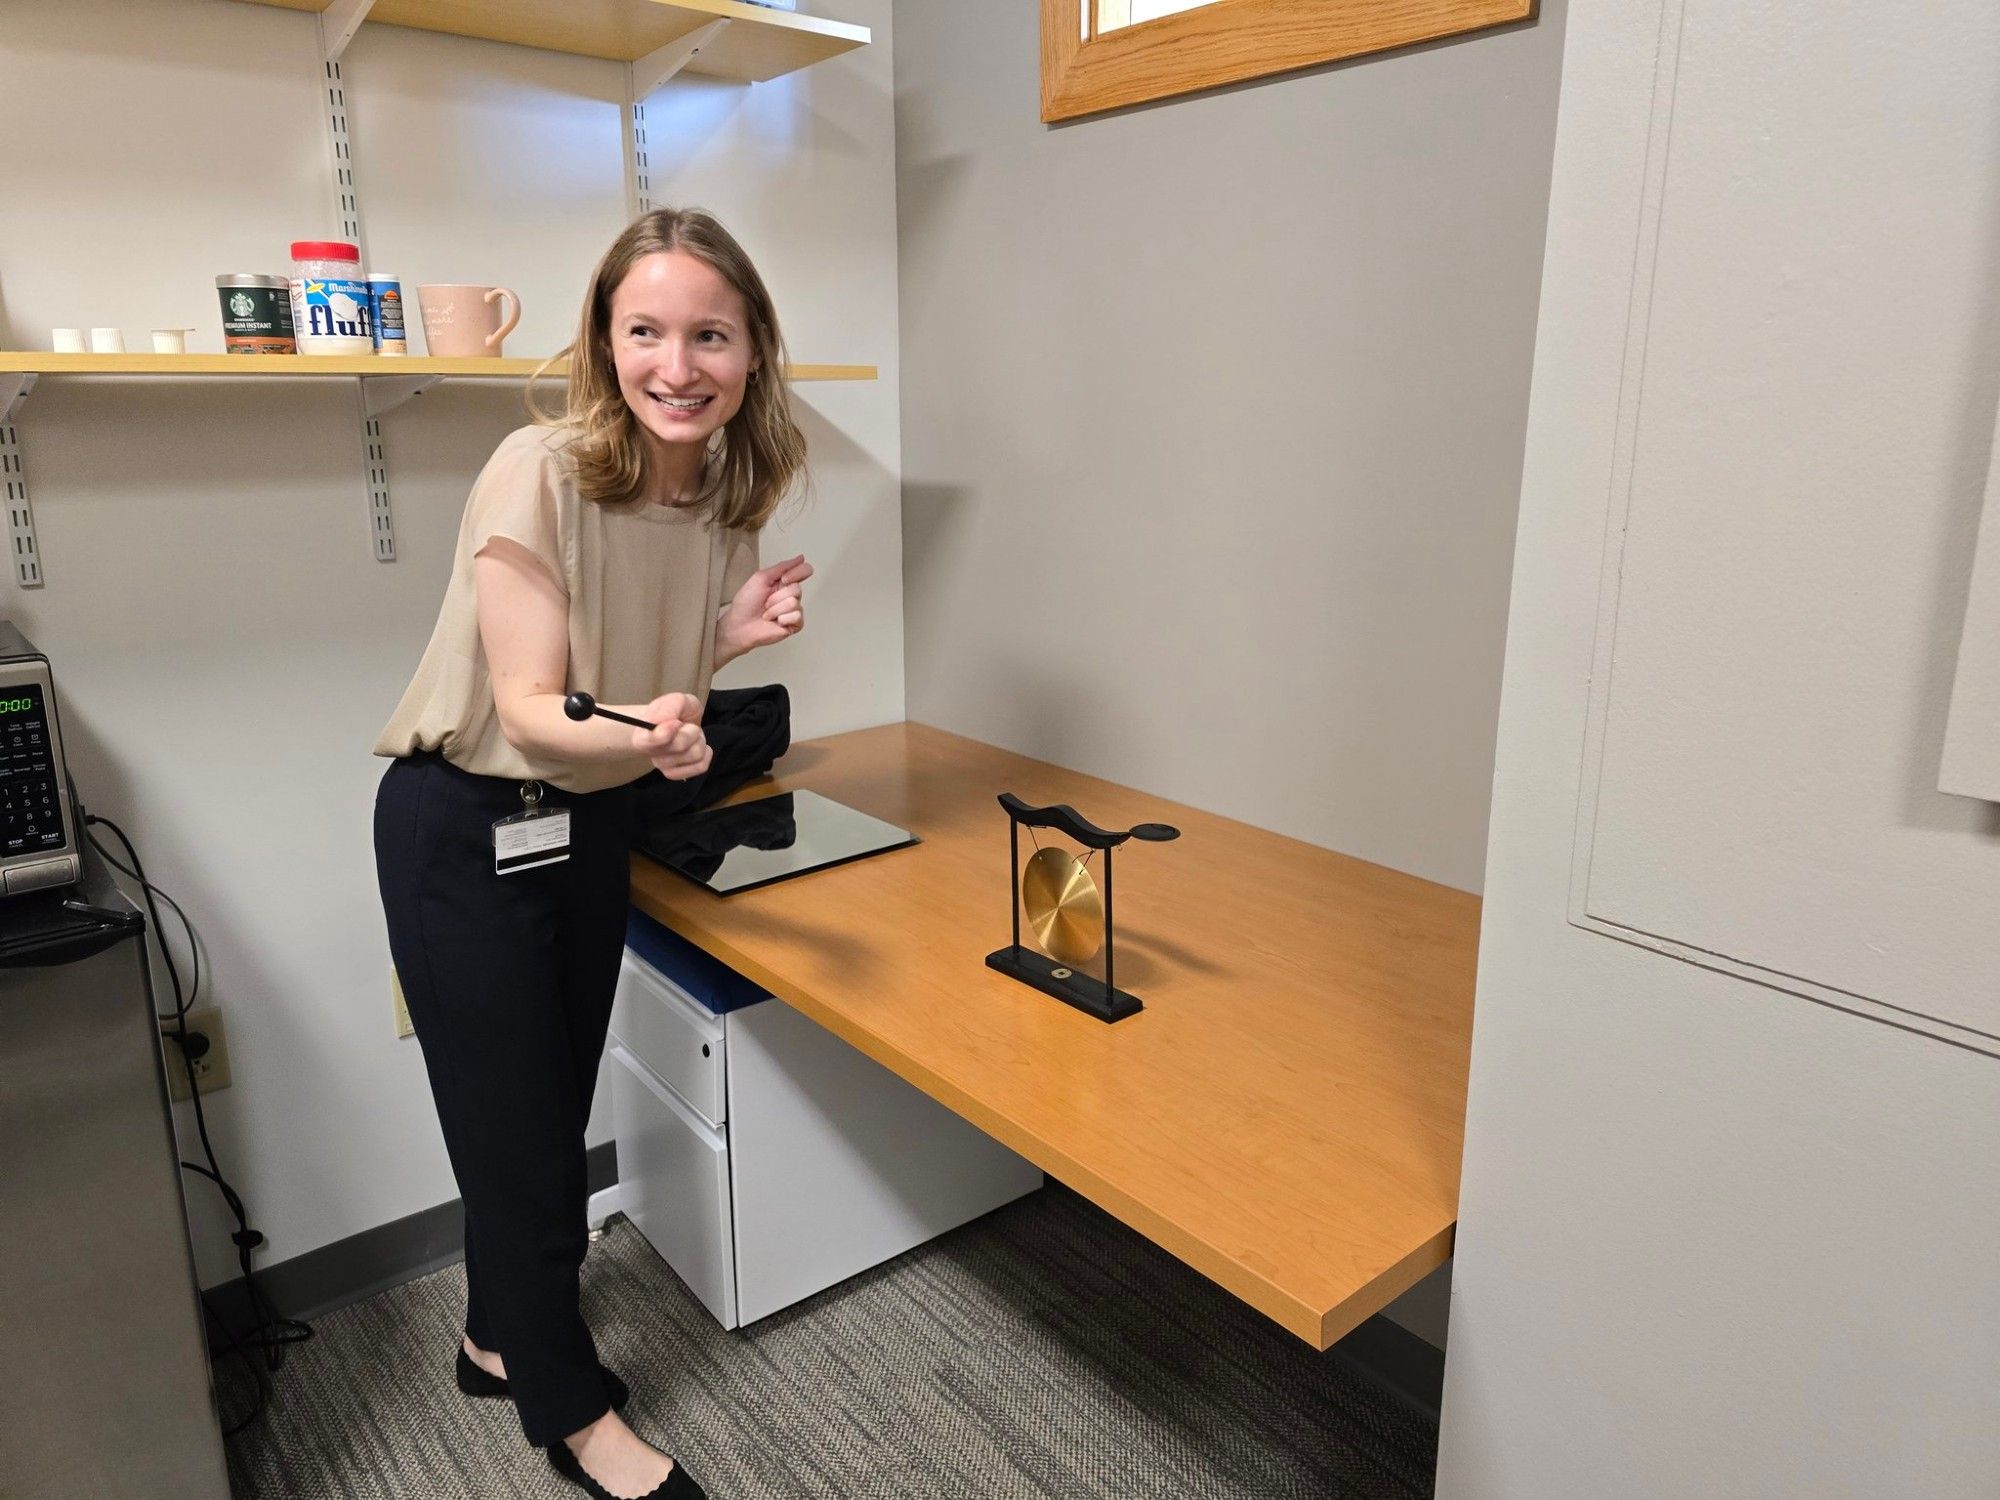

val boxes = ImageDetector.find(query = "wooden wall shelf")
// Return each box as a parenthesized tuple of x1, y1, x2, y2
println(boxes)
(0, 4, 873, 582)
(240, 0, 870, 81)
(0, 353, 876, 382)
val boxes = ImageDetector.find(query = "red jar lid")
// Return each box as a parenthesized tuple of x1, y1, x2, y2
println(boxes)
(290, 240, 361, 262)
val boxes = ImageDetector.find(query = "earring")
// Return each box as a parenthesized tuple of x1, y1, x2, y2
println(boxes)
(749, 368, 760, 385)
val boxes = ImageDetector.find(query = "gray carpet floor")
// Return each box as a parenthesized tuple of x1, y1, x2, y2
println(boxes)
(222, 1183, 1437, 1498)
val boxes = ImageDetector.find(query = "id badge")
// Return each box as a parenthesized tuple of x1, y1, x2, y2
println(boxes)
(494, 781, 570, 875)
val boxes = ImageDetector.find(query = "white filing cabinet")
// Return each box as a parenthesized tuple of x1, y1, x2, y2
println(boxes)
(607, 911, 1044, 1328)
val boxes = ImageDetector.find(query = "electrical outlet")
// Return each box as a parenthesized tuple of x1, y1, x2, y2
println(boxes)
(392, 968, 414, 1038)
(160, 1007, 231, 1102)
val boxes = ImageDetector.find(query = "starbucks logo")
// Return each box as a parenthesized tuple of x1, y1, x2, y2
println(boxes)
(229, 292, 255, 318)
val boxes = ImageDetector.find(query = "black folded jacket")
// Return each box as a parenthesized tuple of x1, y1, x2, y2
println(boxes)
(631, 683, 792, 845)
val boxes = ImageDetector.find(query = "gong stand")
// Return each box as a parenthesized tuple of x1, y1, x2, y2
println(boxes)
(986, 792, 1179, 1023)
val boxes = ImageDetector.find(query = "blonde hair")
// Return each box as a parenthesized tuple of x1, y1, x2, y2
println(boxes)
(531, 207, 806, 531)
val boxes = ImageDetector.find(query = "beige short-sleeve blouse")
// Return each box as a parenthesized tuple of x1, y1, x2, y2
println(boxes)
(373, 424, 760, 794)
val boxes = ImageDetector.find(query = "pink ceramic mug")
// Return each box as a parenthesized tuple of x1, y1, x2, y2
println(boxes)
(417, 284, 521, 357)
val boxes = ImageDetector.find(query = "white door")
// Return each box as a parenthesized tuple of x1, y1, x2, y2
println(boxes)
(1442, 0, 2000, 1495)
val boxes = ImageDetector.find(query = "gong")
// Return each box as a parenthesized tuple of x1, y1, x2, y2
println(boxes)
(987, 791, 1180, 1023)
(1022, 846, 1103, 966)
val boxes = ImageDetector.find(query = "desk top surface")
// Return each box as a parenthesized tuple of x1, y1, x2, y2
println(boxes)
(628, 722, 1479, 1348)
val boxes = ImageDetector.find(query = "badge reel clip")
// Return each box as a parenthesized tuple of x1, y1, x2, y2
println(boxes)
(494, 778, 571, 875)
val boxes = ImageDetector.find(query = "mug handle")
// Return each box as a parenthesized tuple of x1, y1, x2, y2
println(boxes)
(484, 287, 522, 350)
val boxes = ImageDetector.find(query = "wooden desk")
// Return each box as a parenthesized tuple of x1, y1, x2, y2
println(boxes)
(628, 723, 1479, 1349)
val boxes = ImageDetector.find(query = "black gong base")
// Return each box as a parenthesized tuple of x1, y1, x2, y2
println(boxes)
(985, 944, 1143, 1023)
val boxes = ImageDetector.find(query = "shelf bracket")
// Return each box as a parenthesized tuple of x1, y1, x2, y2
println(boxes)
(625, 89, 654, 219)
(362, 374, 442, 419)
(318, 0, 379, 65)
(1, 377, 43, 589)
(316, 50, 367, 254)
(0, 374, 33, 424)
(357, 384, 397, 564)
(625, 21, 730, 220)
(311, 25, 395, 560)
(632, 21, 730, 103)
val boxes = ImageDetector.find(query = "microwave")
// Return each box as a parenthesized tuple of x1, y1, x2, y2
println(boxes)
(0, 624, 81, 897)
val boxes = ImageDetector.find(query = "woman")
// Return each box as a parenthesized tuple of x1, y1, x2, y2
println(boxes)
(372, 207, 813, 1500)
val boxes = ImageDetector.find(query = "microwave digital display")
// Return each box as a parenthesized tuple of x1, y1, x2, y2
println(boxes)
(0, 682, 66, 858)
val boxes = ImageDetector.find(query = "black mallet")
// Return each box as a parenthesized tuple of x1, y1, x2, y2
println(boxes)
(562, 691, 656, 731)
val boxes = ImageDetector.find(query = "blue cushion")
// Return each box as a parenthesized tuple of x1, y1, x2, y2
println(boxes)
(624, 907, 769, 1016)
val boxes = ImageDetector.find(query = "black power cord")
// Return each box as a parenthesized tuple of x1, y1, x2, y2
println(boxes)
(82, 809, 314, 1437)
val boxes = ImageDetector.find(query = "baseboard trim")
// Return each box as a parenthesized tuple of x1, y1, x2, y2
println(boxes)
(202, 1141, 619, 1335)
(1330, 1312, 1445, 1420)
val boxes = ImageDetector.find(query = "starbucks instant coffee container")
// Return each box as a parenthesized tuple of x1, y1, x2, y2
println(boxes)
(216, 274, 297, 354)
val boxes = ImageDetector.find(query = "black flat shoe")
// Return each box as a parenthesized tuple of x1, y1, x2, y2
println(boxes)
(548, 1438, 707, 1499)
(454, 1347, 630, 1411)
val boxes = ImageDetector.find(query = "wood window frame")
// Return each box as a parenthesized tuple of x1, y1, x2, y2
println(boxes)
(1041, 0, 1536, 123)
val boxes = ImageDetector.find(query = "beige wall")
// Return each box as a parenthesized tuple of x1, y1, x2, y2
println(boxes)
(891, 1, 1567, 1347)
(0, 0, 901, 1286)
(891, 1, 1565, 897)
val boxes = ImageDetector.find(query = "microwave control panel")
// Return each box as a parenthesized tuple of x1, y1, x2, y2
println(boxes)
(0, 683, 66, 860)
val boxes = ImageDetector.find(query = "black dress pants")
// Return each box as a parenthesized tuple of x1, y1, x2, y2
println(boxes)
(373, 752, 636, 1446)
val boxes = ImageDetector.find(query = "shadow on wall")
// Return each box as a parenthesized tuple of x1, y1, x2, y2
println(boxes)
(649, 71, 874, 190)
(785, 394, 894, 531)
(901, 481, 1115, 763)
(1910, 183, 2000, 829)
(898, 480, 973, 624)
(775, 393, 895, 610)
(645, 74, 754, 186)
(886, 149, 971, 327)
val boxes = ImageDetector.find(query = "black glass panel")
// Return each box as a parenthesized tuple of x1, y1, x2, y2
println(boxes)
(637, 789, 918, 896)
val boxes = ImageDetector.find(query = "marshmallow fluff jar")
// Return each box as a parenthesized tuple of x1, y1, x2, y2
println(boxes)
(289, 240, 375, 354)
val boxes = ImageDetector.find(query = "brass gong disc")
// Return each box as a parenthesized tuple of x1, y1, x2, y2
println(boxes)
(1022, 847, 1103, 966)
